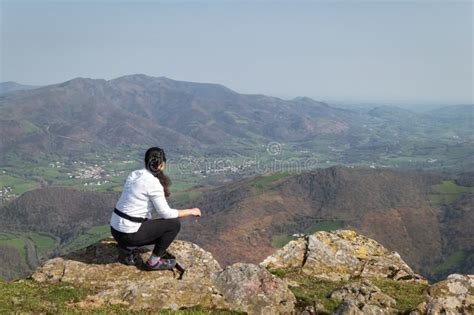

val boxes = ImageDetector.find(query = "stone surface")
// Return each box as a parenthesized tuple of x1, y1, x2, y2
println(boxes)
(416, 273, 474, 315)
(30, 231, 474, 314)
(32, 239, 228, 311)
(32, 238, 295, 312)
(215, 263, 296, 314)
(261, 230, 426, 283)
(330, 280, 397, 315)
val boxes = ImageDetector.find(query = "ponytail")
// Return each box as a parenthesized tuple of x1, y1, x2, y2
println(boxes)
(144, 147, 172, 197)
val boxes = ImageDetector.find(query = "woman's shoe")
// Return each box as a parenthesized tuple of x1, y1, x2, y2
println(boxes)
(145, 257, 176, 270)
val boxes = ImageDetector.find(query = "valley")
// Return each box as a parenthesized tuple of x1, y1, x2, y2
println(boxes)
(0, 75, 472, 283)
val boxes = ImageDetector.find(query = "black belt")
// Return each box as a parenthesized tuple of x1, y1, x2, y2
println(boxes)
(114, 208, 148, 223)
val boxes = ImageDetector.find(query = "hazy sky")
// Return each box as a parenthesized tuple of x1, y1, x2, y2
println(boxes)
(1, 0, 472, 105)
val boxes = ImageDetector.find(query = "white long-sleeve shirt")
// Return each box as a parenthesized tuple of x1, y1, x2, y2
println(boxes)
(110, 168, 179, 233)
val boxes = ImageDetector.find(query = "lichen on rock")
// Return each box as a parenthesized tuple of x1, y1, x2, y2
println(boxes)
(330, 280, 397, 314)
(414, 274, 474, 315)
(31, 238, 295, 313)
(215, 263, 296, 314)
(28, 231, 473, 314)
(260, 230, 426, 284)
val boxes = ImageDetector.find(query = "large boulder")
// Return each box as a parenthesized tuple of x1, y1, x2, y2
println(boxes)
(261, 230, 426, 283)
(215, 263, 296, 314)
(31, 238, 296, 313)
(415, 274, 474, 314)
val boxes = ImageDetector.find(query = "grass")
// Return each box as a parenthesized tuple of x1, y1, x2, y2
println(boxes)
(269, 269, 428, 314)
(172, 191, 202, 203)
(280, 271, 346, 313)
(306, 220, 346, 234)
(62, 225, 110, 253)
(0, 279, 90, 314)
(253, 172, 290, 189)
(16, 232, 57, 256)
(0, 231, 58, 264)
(0, 234, 27, 260)
(0, 279, 166, 314)
(271, 220, 346, 248)
(271, 234, 298, 248)
(17, 119, 41, 134)
(0, 174, 39, 196)
(269, 268, 291, 278)
(429, 180, 474, 205)
(433, 180, 474, 194)
(371, 279, 428, 313)
(160, 305, 245, 314)
(431, 250, 468, 279)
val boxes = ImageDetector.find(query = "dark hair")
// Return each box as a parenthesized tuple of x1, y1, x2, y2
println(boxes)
(144, 147, 172, 197)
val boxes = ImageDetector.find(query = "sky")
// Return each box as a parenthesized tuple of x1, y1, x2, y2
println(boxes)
(0, 0, 472, 106)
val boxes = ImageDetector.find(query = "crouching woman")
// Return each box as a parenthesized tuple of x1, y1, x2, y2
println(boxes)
(110, 147, 201, 270)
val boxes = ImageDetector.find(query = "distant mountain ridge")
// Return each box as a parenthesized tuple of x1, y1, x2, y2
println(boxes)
(0, 74, 355, 158)
(0, 81, 40, 95)
(1, 74, 471, 172)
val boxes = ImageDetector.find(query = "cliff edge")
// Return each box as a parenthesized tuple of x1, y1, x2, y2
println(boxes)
(5, 230, 473, 314)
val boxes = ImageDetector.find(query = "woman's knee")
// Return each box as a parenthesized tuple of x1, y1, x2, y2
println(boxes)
(169, 217, 181, 232)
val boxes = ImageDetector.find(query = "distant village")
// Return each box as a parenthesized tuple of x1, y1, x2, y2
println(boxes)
(0, 185, 15, 203)
(0, 151, 442, 203)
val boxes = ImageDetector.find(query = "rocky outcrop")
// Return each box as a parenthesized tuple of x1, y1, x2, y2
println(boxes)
(32, 238, 294, 313)
(29, 230, 473, 314)
(261, 230, 426, 283)
(414, 274, 474, 315)
(330, 280, 397, 315)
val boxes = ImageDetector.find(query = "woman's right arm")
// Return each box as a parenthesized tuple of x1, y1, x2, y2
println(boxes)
(177, 208, 201, 218)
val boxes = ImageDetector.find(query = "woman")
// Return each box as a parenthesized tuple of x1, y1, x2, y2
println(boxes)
(110, 147, 202, 270)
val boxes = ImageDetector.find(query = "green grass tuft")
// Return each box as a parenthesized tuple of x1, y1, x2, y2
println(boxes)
(289, 277, 345, 313)
(269, 268, 290, 278)
(371, 279, 428, 313)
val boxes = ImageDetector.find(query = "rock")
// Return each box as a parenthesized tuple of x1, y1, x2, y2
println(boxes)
(33, 238, 294, 312)
(332, 301, 365, 315)
(260, 237, 307, 269)
(215, 263, 296, 314)
(330, 280, 397, 314)
(261, 230, 426, 284)
(418, 273, 474, 314)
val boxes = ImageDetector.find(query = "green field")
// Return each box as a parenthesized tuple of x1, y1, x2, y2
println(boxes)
(429, 180, 474, 205)
(253, 172, 291, 189)
(0, 232, 57, 260)
(431, 250, 469, 279)
(271, 220, 347, 248)
(0, 175, 39, 196)
(15, 232, 57, 256)
(172, 191, 202, 203)
(62, 225, 111, 253)
(306, 220, 346, 234)
(0, 234, 27, 259)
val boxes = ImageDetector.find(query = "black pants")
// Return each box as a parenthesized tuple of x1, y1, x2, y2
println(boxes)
(111, 218, 181, 257)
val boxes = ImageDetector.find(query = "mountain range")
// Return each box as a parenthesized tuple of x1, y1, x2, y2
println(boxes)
(0, 74, 472, 166)
(0, 74, 472, 282)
